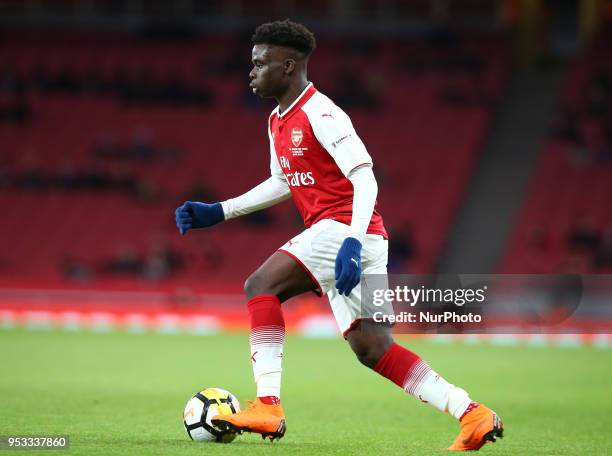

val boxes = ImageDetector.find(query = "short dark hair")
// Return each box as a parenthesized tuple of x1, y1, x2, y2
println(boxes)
(252, 19, 316, 57)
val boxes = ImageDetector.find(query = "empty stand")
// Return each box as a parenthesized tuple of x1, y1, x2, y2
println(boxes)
(0, 32, 507, 290)
(499, 40, 612, 273)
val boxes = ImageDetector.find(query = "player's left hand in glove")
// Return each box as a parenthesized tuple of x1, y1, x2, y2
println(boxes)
(335, 237, 362, 296)
(175, 201, 225, 236)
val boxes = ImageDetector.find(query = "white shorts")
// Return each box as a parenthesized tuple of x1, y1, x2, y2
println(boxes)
(278, 219, 388, 336)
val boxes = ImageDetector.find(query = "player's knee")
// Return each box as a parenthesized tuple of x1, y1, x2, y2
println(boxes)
(347, 329, 393, 369)
(352, 341, 388, 368)
(244, 272, 272, 299)
(243, 273, 260, 299)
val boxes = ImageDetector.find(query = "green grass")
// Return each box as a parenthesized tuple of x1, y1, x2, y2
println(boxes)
(1, 329, 611, 455)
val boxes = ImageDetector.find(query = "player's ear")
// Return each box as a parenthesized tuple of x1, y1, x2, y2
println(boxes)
(283, 58, 296, 75)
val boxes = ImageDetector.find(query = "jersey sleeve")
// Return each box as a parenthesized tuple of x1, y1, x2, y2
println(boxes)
(268, 119, 287, 182)
(304, 100, 373, 177)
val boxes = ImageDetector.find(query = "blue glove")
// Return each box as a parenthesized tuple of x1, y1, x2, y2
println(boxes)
(175, 201, 224, 235)
(335, 237, 362, 296)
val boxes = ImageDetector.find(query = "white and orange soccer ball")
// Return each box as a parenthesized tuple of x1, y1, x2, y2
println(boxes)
(183, 388, 241, 442)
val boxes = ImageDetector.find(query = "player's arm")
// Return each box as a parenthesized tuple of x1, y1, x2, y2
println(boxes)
(333, 163, 377, 295)
(220, 174, 291, 220)
(175, 176, 290, 236)
(175, 143, 291, 235)
(308, 106, 377, 295)
(346, 164, 378, 242)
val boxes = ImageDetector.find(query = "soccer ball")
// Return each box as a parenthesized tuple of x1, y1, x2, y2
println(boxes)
(183, 387, 241, 442)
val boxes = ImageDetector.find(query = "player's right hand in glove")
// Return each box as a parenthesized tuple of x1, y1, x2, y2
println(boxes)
(175, 201, 225, 236)
(335, 237, 362, 296)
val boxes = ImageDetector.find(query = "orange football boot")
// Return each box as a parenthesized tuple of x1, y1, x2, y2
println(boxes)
(447, 404, 504, 451)
(212, 398, 286, 441)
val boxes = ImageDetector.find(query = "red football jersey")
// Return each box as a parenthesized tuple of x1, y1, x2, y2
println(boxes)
(268, 83, 387, 238)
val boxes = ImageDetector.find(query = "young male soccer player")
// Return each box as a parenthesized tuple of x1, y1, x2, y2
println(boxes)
(175, 19, 503, 451)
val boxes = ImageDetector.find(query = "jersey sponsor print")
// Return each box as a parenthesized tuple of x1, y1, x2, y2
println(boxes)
(268, 83, 387, 238)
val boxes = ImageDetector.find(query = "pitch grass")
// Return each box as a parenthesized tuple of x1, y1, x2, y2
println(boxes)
(1, 330, 611, 456)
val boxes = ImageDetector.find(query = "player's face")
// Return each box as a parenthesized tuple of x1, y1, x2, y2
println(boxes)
(249, 44, 287, 98)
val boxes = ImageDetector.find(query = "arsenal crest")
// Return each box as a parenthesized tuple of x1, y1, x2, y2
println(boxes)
(291, 128, 303, 147)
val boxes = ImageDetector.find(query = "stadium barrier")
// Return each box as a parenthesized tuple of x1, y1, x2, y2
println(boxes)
(0, 287, 610, 348)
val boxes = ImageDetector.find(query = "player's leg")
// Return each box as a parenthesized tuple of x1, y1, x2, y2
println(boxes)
(213, 247, 318, 440)
(243, 251, 317, 402)
(345, 321, 503, 451)
(335, 233, 503, 451)
(345, 319, 393, 368)
(244, 250, 319, 302)
(346, 320, 475, 416)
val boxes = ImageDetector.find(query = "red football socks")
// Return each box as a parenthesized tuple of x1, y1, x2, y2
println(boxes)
(248, 294, 285, 330)
(374, 342, 473, 420)
(248, 295, 285, 399)
(374, 342, 421, 387)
